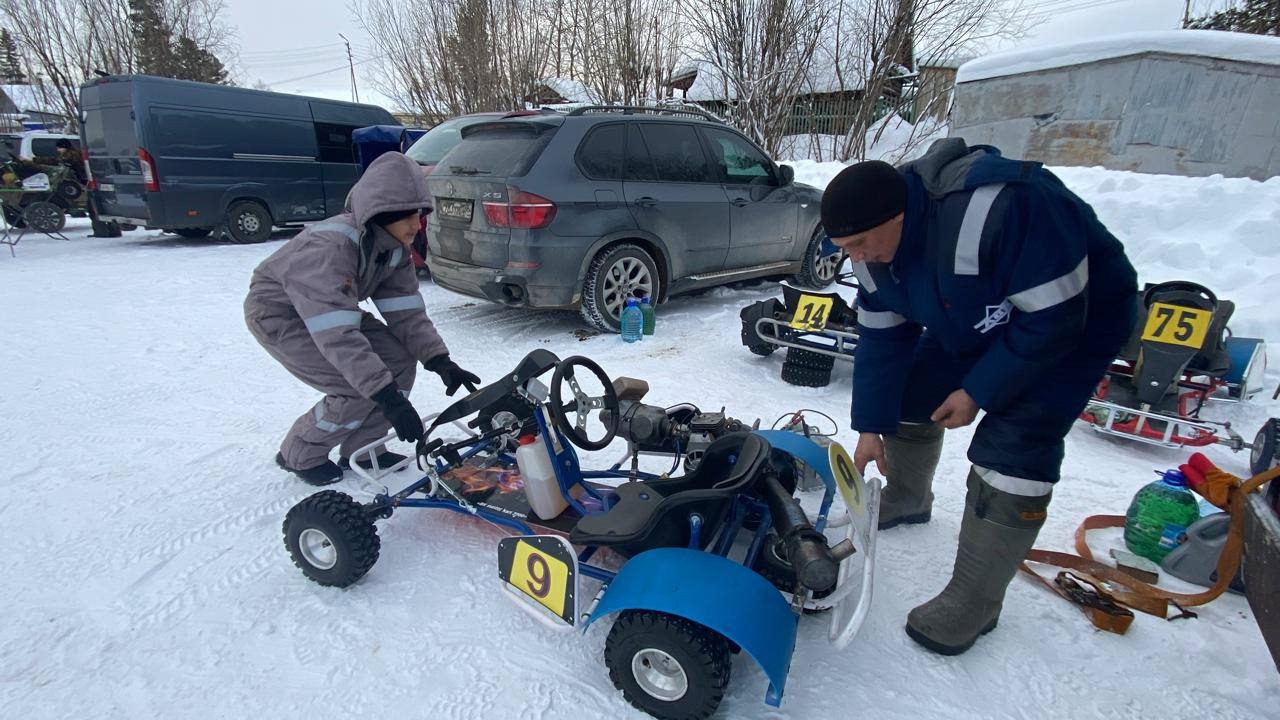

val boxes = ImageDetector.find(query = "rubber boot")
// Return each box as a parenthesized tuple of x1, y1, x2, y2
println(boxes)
(905, 467, 1051, 655)
(878, 422, 944, 530)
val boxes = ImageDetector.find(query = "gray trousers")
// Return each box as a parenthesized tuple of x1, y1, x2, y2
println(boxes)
(248, 311, 416, 469)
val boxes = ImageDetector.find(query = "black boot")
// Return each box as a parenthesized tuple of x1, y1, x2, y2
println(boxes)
(339, 451, 409, 472)
(275, 452, 343, 486)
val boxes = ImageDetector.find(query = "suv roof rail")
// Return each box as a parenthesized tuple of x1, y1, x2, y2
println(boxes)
(565, 105, 722, 123)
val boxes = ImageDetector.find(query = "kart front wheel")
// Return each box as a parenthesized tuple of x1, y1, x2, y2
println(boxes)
(283, 490, 380, 587)
(605, 610, 731, 720)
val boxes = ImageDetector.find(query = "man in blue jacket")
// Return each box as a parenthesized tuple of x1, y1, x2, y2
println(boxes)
(822, 138, 1137, 655)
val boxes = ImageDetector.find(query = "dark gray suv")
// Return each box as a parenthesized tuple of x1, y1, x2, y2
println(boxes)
(425, 106, 842, 331)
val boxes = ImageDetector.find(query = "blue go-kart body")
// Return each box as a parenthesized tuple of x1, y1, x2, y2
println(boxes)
(282, 349, 881, 720)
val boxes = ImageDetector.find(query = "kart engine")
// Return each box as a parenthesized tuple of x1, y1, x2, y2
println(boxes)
(601, 377, 747, 468)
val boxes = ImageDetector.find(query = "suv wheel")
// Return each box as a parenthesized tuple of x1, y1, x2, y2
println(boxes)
(793, 227, 844, 289)
(580, 243, 660, 333)
(226, 200, 272, 244)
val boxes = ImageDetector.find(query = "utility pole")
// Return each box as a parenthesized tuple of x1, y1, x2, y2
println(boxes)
(339, 33, 359, 103)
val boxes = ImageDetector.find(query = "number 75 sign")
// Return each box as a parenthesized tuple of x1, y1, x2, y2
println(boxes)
(1141, 302, 1212, 350)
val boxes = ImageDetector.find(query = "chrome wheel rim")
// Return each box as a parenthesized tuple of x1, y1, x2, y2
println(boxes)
(298, 528, 338, 570)
(813, 243, 844, 283)
(602, 257, 654, 319)
(631, 648, 688, 701)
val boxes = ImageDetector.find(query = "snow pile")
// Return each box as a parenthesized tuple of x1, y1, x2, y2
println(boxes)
(957, 29, 1280, 84)
(777, 114, 948, 164)
(1, 164, 1279, 719)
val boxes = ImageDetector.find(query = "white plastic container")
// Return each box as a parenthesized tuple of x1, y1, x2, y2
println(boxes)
(516, 434, 567, 520)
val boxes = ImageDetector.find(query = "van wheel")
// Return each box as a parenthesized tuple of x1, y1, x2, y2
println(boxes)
(226, 201, 272, 244)
(173, 227, 213, 239)
(580, 243, 659, 333)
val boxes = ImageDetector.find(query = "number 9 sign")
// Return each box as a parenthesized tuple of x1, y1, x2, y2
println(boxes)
(498, 535, 578, 625)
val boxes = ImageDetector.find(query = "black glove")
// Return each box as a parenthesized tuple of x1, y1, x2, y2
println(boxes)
(424, 354, 481, 397)
(371, 382, 424, 442)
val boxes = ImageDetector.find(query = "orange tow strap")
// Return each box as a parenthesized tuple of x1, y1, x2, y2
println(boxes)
(1020, 465, 1280, 634)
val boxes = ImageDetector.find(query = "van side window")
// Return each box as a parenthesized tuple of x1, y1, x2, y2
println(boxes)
(150, 108, 315, 158)
(638, 123, 711, 183)
(576, 124, 624, 180)
(315, 123, 358, 164)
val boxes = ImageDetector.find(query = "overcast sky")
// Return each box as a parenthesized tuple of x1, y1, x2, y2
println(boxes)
(226, 0, 1204, 111)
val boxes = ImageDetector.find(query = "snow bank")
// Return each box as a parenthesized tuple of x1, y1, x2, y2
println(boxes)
(777, 114, 948, 164)
(957, 29, 1280, 84)
(1, 164, 1279, 719)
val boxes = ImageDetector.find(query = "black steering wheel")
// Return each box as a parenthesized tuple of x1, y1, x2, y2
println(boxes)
(549, 356, 620, 451)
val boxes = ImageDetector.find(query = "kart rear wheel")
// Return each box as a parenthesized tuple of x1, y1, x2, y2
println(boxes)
(785, 347, 835, 370)
(605, 610, 731, 720)
(283, 490, 380, 587)
(747, 342, 776, 357)
(1252, 419, 1279, 476)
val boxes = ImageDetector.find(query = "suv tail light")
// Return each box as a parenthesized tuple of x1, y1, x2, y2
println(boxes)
(138, 147, 159, 191)
(482, 189, 557, 229)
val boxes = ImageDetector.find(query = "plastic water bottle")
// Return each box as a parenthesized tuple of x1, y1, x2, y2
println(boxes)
(620, 298, 643, 343)
(640, 296, 656, 336)
(1124, 469, 1202, 564)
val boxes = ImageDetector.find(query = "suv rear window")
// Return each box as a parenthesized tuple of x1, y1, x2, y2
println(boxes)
(436, 122, 557, 178)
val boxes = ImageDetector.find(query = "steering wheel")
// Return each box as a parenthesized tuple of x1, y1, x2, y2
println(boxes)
(549, 356, 620, 451)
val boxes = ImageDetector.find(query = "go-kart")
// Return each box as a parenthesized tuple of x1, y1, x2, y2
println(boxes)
(281, 349, 881, 720)
(1079, 280, 1279, 475)
(739, 271, 860, 388)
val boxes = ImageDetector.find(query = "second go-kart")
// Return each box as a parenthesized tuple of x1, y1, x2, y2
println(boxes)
(282, 349, 881, 720)
(1079, 280, 1278, 476)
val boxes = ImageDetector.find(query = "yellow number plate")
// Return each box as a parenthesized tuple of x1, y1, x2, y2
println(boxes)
(790, 295, 834, 331)
(1141, 302, 1212, 349)
(498, 535, 577, 624)
(828, 442, 863, 513)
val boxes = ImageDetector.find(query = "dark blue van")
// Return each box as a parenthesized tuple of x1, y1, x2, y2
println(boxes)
(79, 75, 397, 242)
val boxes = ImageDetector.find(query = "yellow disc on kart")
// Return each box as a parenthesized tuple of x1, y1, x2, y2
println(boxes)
(829, 442, 863, 513)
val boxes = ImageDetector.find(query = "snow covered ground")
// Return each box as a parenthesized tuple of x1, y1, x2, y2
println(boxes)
(2, 164, 1278, 719)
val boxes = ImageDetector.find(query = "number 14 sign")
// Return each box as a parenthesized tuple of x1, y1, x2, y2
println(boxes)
(498, 535, 579, 626)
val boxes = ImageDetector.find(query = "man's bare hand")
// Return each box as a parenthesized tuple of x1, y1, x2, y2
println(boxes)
(854, 433, 889, 476)
(931, 389, 979, 429)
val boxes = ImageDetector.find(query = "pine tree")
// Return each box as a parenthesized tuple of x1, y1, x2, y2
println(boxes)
(1187, 0, 1280, 36)
(129, 0, 176, 75)
(0, 28, 26, 84)
(173, 35, 230, 85)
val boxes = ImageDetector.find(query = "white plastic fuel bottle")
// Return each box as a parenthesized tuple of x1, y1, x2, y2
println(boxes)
(516, 434, 567, 520)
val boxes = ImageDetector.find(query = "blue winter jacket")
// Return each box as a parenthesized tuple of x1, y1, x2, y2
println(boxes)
(850, 139, 1138, 434)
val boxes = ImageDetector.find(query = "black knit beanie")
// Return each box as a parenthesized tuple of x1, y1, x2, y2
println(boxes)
(820, 161, 908, 237)
(372, 208, 420, 228)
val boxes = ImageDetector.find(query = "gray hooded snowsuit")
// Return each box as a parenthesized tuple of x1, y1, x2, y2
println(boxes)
(244, 152, 446, 469)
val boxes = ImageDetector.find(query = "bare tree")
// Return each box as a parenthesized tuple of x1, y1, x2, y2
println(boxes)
(830, 0, 1030, 161)
(0, 0, 234, 129)
(680, 0, 827, 156)
(355, 0, 550, 120)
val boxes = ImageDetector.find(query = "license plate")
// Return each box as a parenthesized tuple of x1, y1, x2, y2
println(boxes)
(437, 198, 473, 222)
(497, 535, 578, 625)
(1141, 302, 1212, 349)
(98, 183, 115, 192)
(790, 294, 834, 331)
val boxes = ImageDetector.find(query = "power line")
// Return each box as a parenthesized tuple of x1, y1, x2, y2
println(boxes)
(240, 43, 345, 59)
(265, 54, 383, 86)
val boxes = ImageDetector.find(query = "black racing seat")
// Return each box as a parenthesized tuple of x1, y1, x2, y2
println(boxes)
(1118, 281, 1234, 375)
(570, 433, 771, 557)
